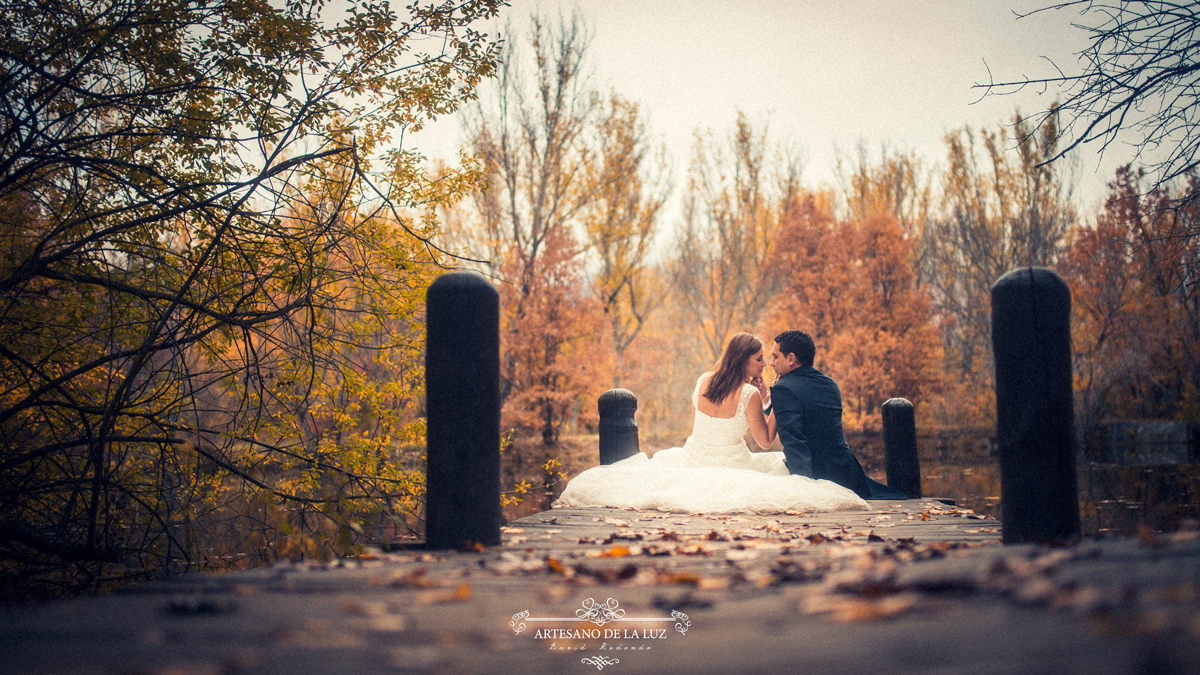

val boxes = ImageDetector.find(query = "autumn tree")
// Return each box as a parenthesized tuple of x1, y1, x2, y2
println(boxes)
(602, 263, 699, 438)
(980, 1, 1200, 208)
(1062, 166, 1200, 442)
(838, 144, 932, 235)
(466, 15, 606, 446)
(582, 92, 670, 387)
(0, 0, 502, 597)
(675, 113, 801, 362)
(981, 2, 1200, 323)
(922, 111, 1077, 423)
(770, 195, 941, 426)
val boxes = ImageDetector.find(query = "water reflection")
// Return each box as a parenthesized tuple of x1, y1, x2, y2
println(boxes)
(921, 461, 1001, 520)
(1078, 463, 1200, 536)
(853, 428, 1200, 538)
(918, 458, 1200, 537)
(516, 430, 1200, 538)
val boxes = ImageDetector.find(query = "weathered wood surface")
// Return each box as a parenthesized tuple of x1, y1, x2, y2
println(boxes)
(4, 502, 1200, 674)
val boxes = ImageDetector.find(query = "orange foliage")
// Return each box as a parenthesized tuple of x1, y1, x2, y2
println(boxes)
(498, 223, 608, 445)
(1060, 166, 1200, 439)
(769, 195, 942, 428)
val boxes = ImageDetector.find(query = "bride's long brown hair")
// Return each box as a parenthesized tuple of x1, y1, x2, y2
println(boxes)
(703, 333, 762, 405)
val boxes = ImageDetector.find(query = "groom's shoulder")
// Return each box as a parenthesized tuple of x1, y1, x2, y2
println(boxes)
(809, 366, 835, 382)
(782, 367, 838, 389)
(774, 369, 809, 391)
(807, 367, 841, 389)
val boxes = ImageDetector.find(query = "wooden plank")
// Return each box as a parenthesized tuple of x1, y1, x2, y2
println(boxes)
(8, 503, 1200, 675)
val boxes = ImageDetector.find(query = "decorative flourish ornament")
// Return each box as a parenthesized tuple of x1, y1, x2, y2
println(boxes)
(671, 610, 691, 635)
(581, 655, 620, 670)
(576, 597, 625, 626)
(510, 610, 530, 635)
(510, 597, 689, 635)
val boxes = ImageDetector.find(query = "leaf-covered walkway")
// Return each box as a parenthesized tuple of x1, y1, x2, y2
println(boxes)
(5, 501, 1200, 674)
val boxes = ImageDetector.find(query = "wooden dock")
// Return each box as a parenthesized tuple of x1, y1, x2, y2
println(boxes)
(4, 501, 1200, 674)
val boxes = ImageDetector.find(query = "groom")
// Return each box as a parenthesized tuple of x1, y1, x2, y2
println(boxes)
(768, 330, 908, 500)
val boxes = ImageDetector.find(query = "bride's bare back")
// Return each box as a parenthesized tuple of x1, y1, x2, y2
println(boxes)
(695, 372, 742, 419)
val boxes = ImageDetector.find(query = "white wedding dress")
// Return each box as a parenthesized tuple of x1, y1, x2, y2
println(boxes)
(554, 376, 868, 513)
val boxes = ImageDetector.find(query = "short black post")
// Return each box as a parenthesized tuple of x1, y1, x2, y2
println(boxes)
(598, 389, 639, 465)
(882, 398, 921, 498)
(991, 267, 1080, 544)
(425, 272, 500, 549)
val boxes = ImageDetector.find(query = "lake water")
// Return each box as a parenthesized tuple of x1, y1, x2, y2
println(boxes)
(512, 429, 1200, 537)
(851, 427, 1200, 537)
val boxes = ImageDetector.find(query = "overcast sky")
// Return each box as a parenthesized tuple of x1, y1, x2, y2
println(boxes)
(412, 0, 1133, 223)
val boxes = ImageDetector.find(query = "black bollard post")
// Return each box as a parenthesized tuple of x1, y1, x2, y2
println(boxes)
(425, 272, 501, 549)
(882, 398, 921, 498)
(991, 267, 1081, 544)
(598, 389, 639, 465)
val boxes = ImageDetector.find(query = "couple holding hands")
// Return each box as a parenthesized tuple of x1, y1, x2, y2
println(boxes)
(556, 331, 907, 514)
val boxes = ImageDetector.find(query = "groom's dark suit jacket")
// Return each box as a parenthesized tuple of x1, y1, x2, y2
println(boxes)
(771, 366, 906, 500)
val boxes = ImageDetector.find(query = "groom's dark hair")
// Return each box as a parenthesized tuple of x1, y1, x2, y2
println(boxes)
(774, 330, 815, 367)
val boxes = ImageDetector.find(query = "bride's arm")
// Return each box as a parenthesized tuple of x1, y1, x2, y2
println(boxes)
(747, 391, 776, 449)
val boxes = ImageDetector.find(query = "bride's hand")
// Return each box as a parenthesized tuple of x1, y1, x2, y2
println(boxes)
(751, 376, 769, 399)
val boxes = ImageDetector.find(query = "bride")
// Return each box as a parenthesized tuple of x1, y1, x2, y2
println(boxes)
(554, 333, 867, 513)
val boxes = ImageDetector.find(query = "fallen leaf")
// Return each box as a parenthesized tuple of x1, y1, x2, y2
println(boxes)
(1014, 577, 1058, 605)
(640, 545, 674, 556)
(725, 548, 760, 562)
(658, 571, 702, 586)
(803, 592, 919, 622)
(370, 615, 407, 632)
(417, 582, 472, 605)
(383, 568, 441, 588)
(697, 576, 730, 590)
